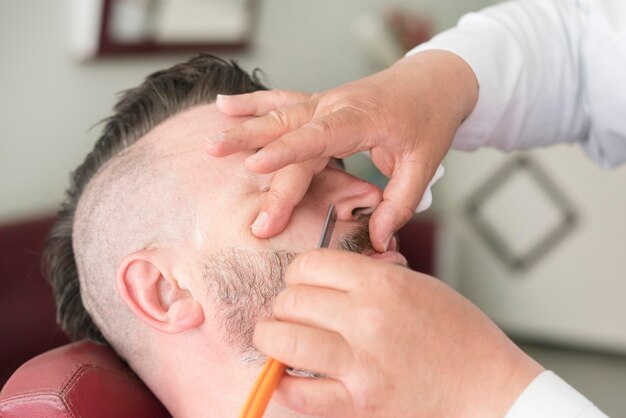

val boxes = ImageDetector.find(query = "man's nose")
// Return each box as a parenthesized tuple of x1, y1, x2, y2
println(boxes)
(321, 170, 383, 221)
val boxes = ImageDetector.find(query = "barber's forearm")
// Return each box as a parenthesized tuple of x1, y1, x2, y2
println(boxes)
(391, 50, 479, 130)
(408, 0, 590, 153)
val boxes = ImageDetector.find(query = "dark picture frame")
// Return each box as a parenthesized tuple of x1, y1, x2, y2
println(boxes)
(96, 0, 258, 57)
(465, 156, 578, 272)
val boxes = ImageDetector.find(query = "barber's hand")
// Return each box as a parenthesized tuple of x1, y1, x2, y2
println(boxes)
(205, 51, 478, 252)
(254, 250, 543, 418)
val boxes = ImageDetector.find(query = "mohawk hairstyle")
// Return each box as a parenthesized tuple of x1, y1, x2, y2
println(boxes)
(44, 54, 266, 344)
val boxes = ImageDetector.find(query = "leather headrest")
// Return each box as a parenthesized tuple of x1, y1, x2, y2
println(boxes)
(0, 340, 170, 417)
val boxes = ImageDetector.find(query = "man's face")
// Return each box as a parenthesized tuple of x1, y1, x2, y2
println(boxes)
(140, 103, 405, 357)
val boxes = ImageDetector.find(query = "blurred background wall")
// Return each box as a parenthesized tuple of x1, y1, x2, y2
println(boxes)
(0, 0, 497, 222)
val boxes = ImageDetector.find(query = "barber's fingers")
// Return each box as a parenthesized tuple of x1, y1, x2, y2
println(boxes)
(244, 108, 374, 174)
(205, 101, 314, 157)
(368, 158, 428, 252)
(251, 158, 327, 238)
(272, 285, 351, 333)
(215, 89, 311, 116)
(253, 320, 353, 376)
(273, 376, 353, 418)
(286, 249, 394, 292)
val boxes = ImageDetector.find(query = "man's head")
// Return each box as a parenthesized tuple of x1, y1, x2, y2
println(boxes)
(45, 54, 390, 416)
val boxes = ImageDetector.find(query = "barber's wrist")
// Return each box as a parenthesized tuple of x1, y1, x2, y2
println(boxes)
(393, 50, 479, 124)
(470, 352, 545, 418)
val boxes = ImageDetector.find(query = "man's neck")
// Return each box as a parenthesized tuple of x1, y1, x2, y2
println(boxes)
(171, 359, 319, 417)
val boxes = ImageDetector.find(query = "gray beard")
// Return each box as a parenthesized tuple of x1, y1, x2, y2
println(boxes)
(203, 217, 373, 365)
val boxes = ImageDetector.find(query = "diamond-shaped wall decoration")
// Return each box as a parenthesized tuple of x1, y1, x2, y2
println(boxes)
(465, 156, 578, 272)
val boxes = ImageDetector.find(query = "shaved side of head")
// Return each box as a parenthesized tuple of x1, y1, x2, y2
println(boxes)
(45, 55, 267, 362)
(72, 141, 183, 359)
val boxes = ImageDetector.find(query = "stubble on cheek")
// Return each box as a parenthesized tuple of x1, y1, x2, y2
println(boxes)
(201, 217, 372, 360)
(202, 248, 297, 358)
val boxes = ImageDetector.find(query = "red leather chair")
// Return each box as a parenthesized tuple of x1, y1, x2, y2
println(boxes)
(0, 340, 170, 417)
(0, 217, 69, 385)
(397, 216, 436, 274)
(0, 216, 169, 416)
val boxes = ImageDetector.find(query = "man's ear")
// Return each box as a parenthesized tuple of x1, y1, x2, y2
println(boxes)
(116, 250, 204, 334)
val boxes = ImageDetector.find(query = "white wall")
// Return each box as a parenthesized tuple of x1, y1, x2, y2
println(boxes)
(0, 0, 498, 222)
(436, 145, 626, 352)
(2, 0, 625, 352)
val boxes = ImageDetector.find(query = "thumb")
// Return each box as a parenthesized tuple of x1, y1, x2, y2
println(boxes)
(273, 376, 353, 418)
(369, 160, 431, 252)
(415, 164, 444, 212)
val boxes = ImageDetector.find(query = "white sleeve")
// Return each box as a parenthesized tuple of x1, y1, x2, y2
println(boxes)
(505, 371, 608, 418)
(407, 0, 626, 168)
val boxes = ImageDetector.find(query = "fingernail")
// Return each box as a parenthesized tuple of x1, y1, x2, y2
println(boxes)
(247, 150, 266, 164)
(382, 233, 393, 252)
(251, 212, 268, 230)
(205, 132, 224, 145)
(216, 94, 230, 100)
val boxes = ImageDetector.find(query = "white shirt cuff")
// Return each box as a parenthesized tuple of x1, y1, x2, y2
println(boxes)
(505, 371, 608, 418)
